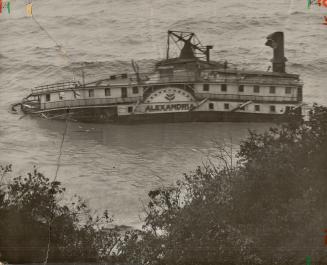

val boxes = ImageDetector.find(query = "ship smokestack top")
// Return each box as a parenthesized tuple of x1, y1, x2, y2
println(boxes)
(265, 31, 287, 73)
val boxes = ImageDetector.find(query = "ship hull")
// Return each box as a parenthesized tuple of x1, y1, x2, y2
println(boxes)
(28, 107, 302, 124)
(117, 111, 301, 124)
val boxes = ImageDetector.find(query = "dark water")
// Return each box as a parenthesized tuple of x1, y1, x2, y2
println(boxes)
(0, 0, 326, 226)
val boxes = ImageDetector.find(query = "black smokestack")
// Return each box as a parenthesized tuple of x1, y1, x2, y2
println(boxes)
(265, 32, 287, 73)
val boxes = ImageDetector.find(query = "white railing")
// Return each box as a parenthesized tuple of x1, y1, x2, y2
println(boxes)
(42, 96, 142, 110)
(30, 71, 301, 96)
(94, 72, 301, 87)
(201, 73, 302, 86)
(195, 93, 299, 102)
(32, 81, 79, 94)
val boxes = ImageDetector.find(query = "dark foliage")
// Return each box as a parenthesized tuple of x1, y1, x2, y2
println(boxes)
(0, 167, 121, 263)
(120, 105, 327, 265)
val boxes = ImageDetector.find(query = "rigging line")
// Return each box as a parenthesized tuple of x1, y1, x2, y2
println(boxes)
(43, 112, 69, 265)
(32, 15, 61, 49)
(31, 15, 76, 79)
(43, 223, 52, 265)
(54, 112, 69, 182)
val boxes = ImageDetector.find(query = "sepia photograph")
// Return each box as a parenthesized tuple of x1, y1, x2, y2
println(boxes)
(1, 0, 327, 264)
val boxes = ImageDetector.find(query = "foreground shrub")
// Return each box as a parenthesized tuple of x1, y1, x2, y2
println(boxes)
(0, 167, 120, 263)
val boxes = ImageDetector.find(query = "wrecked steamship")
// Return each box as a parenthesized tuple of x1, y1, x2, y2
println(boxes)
(15, 31, 303, 123)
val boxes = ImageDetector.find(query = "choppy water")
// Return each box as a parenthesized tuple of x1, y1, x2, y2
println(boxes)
(0, 0, 326, 226)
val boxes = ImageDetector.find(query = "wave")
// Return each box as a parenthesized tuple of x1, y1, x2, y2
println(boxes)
(288, 60, 327, 73)
(68, 59, 157, 74)
(118, 35, 146, 46)
(290, 11, 307, 15)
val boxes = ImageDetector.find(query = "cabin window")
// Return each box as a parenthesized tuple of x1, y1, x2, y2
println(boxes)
(238, 85, 244, 92)
(209, 103, 214, 110)
(121, 87, 127, 98)
(270, 105, 276, 112)
(59, 92, 65, 100)
(133, 86, 139, 94)
(121, 73, 128, 79)
(269, 86, 276, 94)
(221, 84, 227, 92)
(73, 90, 81, 99)
(253, 85, 260, 93)
(203, 84, 210, 91)
(128, 106, 133, 113)
(285, 106, 293, 113)
(285, 87, 292, 94)
(45, 94, 51, 102)
(105, 88, 111, 96)
(255, 105, 260, 111)
(224, 103, 229, 110)
(88, 89, 95, 97)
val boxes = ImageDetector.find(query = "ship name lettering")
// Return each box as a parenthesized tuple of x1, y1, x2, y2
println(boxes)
(145, 103, 193, 112)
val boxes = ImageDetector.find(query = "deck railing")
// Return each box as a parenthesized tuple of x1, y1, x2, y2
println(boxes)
(30, 71, 302, 96)
(195, 93, 299, 103)
(41, 96, 142, 110)
(32, 82, 79, 94)
(139, 72, 197, 84)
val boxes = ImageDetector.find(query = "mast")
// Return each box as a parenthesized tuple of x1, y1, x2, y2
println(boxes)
(166, 30, 170, 59)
